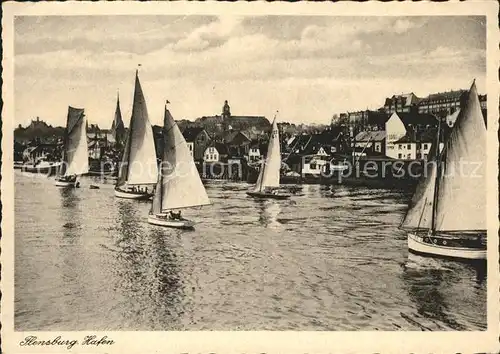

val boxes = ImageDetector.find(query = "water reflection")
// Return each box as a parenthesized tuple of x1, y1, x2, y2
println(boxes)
(111, 202, 185, 329)
(57, 186, 86, 323)
(257, 200, 282, 229)
(402, 253, 487, 330)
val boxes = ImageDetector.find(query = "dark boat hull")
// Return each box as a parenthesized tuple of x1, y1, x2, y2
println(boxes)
(246, 191, 291, 200)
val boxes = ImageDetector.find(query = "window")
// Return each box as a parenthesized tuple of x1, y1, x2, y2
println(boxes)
(423, 144, 428, 150)
(310, 162, 317, 170)
(398, 145, 402, 150)
(407, 144, 411, 150)
(189, 144, 193, 151)
(416, 153, 422, 159)
(407, 154, 411, 159)
(375, 143, 380, 152)
(398, 153, 402, 159)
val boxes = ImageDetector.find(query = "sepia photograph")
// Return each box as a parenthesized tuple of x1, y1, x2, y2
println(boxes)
(2, 1, 499, 353)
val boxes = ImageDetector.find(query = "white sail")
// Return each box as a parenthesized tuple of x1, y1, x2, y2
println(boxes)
(434, 81, 486, 231)
(119, 71, 158, 186)
(64, 106, 89, 176)
(254, 118, 281, 191)
(400, 154, 437, 229)
(159, 106, 210, 211)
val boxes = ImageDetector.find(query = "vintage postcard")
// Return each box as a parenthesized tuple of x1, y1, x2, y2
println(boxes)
(2, 1, 499, 353)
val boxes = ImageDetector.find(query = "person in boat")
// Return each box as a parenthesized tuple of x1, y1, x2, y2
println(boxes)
(169, 210, 182, 220)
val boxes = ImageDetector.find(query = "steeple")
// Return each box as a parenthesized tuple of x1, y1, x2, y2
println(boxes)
(111, 89, 125, 146)
(222, 100, 231, 119)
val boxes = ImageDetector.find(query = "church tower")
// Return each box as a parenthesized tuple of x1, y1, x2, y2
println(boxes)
(222, 100, 231, 142)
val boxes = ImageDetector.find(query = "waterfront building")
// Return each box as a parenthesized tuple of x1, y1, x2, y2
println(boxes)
(182, 127, 211, 161)
(285, 129, 346, 176)
(247, 140, 268, 163)
(353, 131, 387, 156)
(391, 132, 435, 160)
(225, 130, 252, 157)
(385, 112, 439, 160)
(203, 142, 229, 163)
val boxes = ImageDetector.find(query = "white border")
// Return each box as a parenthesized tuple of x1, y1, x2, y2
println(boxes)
(2, 2, 499, 353)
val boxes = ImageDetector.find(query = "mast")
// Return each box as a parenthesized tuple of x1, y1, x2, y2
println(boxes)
(430, 117, 442, 234)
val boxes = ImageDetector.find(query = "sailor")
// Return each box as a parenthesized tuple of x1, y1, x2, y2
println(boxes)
(169, 210, 182, 220)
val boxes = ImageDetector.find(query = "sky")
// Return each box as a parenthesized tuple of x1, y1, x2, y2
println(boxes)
(14, 15, 486, 127)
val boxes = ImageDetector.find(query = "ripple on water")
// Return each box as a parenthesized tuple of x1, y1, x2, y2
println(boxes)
(14, 173, 487, 331)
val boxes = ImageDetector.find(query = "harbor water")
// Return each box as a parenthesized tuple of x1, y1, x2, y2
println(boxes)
(14, 171, 486, 331)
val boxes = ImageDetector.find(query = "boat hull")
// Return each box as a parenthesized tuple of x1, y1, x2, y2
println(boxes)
(246, 191, 291, 200)
(147, 214, 195, 229)
(114, 187, 153, 200)
(55, 179, 78, 188)
(407, 232, 486, 261)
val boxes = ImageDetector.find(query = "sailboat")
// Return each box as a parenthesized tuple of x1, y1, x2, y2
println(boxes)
(115, 71, 158, 200)
(55, 106, 89, 187)
(148, 102, 211, 229)
(246, 115, 291, 199)
(400, 80, 486, 261)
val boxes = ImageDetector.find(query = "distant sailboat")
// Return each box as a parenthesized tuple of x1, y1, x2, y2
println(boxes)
(55, 106, 89, 187)
(246, 115, 291, 200)
(114, 71, 158, 200)
(148, 102, 211, 229)
(400, 80, 486, 260)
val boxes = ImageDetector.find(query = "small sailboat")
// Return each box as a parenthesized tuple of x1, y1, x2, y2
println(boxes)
(115, 71, 158, 200)
(400, 80, 486, 261)
(55, 106, 89, 187)
(148, 102, 211, 229)
(246, 114, 291, 200)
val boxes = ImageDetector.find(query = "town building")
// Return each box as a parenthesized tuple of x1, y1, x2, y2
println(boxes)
(344, 109, 389, 139)
(182, 127, 211, 161)
(385, 112, 439, 160)
(417, 90, 466, 115)
(285, 128, 346, 176)
(195, 100, 271, 140)
(383, 93, 421, 114)
(203, 142, 229, 163)
(352, 131, 387, 156)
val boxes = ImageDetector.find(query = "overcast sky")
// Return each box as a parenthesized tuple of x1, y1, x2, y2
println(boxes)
(15, 15, 486, 127)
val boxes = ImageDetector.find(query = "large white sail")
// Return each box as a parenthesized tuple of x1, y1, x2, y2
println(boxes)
(254, 118, 281, 191)
(64, 106, 89, 176)
(118, 71, 158, 186)
(434, 81, 486, 231)
(158, 106, 210, 211)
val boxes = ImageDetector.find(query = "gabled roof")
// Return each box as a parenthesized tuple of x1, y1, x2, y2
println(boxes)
(396, 112, 438, 126)
(354, 131, 386, 142)
(394, 129, 437, 144)
(384, 93, 421, 107)
(182, 127, 206, 142)
(225, 130, 251, 145)
(206, 142, 229, 155)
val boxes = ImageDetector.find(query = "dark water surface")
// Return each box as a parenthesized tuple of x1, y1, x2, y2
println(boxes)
(15, 171, 486, 331)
